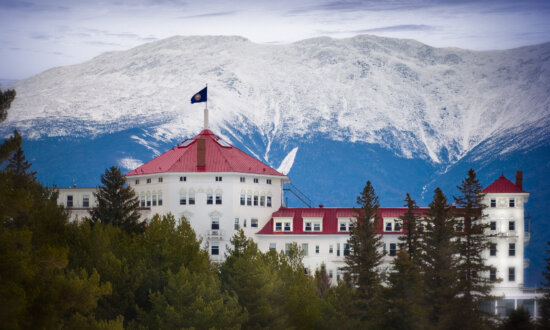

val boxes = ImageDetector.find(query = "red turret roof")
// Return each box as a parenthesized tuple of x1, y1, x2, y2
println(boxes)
(482, 174, 526, 193)
(126, 129, 285, 177)
(257, 207, 428, 235)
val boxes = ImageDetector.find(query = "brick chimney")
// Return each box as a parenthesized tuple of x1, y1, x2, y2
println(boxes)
(197, 138, 206, 167)
(515, 170, 523, 190)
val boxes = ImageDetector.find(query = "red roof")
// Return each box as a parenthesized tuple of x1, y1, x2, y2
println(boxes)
(126, 130, 285, 177)
(482, 174, 525, 193)
(257, 207, 428, 235)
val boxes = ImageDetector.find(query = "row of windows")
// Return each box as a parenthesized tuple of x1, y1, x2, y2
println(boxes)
(233, 218, 259, 229)
(490, 197, 516, 208)
(140, 192, 163, 207)
(179, 192, 222, 205)
(135, 176, 274, 185)
(268, 242, 351, 257)
(489, 267, 516, 282)
(65, 195, 90, 208)
(240, 194, 272, 207)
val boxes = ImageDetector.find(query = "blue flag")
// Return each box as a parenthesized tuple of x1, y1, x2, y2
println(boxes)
(191, 87, 207, 104)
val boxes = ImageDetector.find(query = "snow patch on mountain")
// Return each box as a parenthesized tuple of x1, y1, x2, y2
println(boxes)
(277, 147, 298, 175)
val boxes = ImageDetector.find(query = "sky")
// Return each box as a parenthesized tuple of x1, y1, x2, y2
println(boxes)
(1, 0, 550, 80)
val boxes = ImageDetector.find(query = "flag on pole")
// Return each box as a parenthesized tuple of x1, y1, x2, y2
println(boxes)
(191, 87, 207, 104)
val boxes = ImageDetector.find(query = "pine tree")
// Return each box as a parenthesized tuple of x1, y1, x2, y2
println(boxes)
(378, 250, 430, 330)
(420, 187, 460, 329)
(90, 166, 143, 233)
(538, 241, 550, 329)
(0, 129, 21, 165)
(398, 193, 422, 261)
(0, 88, 16, 123)
(453, 168, 495, 328)
(315, 263, 331, 298)
(6, 147, 36, 189)
(345, 180, 384, 321)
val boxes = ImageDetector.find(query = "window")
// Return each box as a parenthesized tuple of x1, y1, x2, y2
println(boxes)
(158, 192, 163, 206)
(284, 222, 291, 232)
(211, 218, 219, 230)
(285, 243, 291, 256)
(135, 179, 140, 185)
(251, 218, 258, 227)
(305, 222, 312, 231)
(509, 198, 515, 208)
(337, 243, 340, 256)
(509, 243, 515, 256)
(247, 194, 252, 206)
(152, 192, 157, 206)
(509, 221, 515, 231)
(188, 193, 195, 205)
(179, 192, 186, 205)
(207, 193, 213, 205)
(267, 179, 272, 184)
(267, 196, 272, 207)
(340, 222, 347, 231)
(211, 242, 219, 255)
(315, 245, 320, 254)
(253, 178, 259, 183)
(141, 195, 145, 207)
(389, 243, 397, 257)
(260, 195, 265, 207)
(349, 221, 354, 231)
(83, 195, 89, 208)
(275, 222, 282, 231)
(180, 176, 186, 182)
(240, 177, 245, 183)
(302, 243, 309, 256)
(395, 221, 402, 231)
(313, 222, 321, 231)
(216, 193, 222, 205)
(215, 176, 222, 182)
(385, 222, 392, 231)
(337, 270, 341, 281)
(490, 221, 497, 231)
(67, 195, 73, 207)
(240, 193, 245, 205)
(329, 245, 333, 254)
(269, 242, 276, 250)
(158, 177, 163, 183)
(490, 268, 497, 281)
(253, 195, 258, 206)
(343, 243, 350, 256)
(490, 198, 496, 208)
(243, 219, 247, 227)
(329, 270, 333, 279)
(234, 218, 239, 230)
(146, 178, 151, 183)
(490, 243, 497, 256)
(508, 267, 515, 282)
(146, 195, 151, 207)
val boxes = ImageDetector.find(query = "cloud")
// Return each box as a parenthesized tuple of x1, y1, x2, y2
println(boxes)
(118, 157, 144, 171)
(0, 0, 68, 12)
(30, 32, 52, 40)
(178, 11, 236, 19)
(355, 24, 435, 33)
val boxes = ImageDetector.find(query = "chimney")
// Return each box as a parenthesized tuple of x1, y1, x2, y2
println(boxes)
(197, 138, 206, 167)
(515, 170, 523, 190)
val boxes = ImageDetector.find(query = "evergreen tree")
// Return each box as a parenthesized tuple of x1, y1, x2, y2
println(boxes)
(6, 147, 36, 189)
(453, 168, 494, 328)
(90, 166, 143, 233)
(315, 263, 331, 298)
(378, 249, 431, 330)
(398, 193, 422, 261)
(345, 180, 384, 321)
(0, 88, 16, 122)
(0, 129, 21, 165)
(500, 306, 533, 330)
(420, 187, 460, 329)
(538, 241, 550, 329)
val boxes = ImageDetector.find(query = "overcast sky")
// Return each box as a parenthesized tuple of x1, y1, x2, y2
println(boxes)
(1, 0, 550, 80)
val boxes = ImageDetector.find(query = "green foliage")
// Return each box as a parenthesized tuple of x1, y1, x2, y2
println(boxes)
(0, 88, 16, 123)
(499, 306, 533, 330)
(0, 129, 21, 165)
(90, 166, 143, 233)
(420, 187, 460, 328)
(345, 180, 384, 321)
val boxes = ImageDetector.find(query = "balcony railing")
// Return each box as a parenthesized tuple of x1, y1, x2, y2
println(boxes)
(207, 229, 224, 240)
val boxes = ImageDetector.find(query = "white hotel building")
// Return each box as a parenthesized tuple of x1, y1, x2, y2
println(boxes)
(57, 127, 540, 317)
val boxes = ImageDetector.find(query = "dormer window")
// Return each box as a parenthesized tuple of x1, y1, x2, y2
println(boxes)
(303, 219, 322, 232)
(338, 218, 355, 232)
(274, 219, 292, 232)
(385, 222, 392, 231)
(509, 198, 515, 207)
(275, 222, 282, 231)
(340, 222, 347, 231)
(284, 222, 291, 231)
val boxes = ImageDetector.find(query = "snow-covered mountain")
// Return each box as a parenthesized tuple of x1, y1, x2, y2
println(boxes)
(1, 35, 550, 286)
(4, 35, 550, 165)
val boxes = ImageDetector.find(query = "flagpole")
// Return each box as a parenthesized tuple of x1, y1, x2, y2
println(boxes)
(204, 83, 209, 130)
